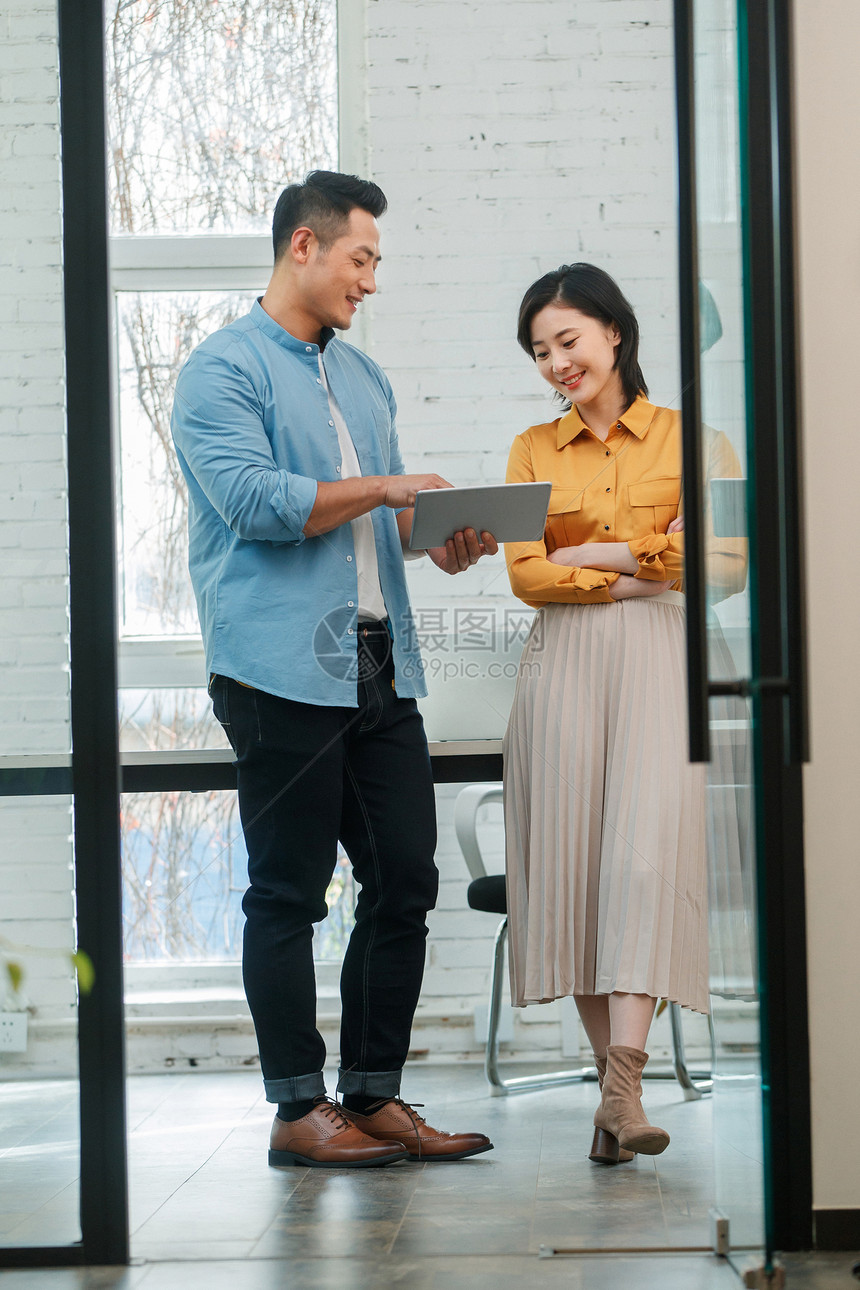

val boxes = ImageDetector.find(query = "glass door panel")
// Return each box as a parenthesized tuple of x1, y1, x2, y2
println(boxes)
(0, 0, 82, 1240)
(0, 798, 81, 1250)
(0, 247, 80, 1246)
(693, 0, 766, 1268)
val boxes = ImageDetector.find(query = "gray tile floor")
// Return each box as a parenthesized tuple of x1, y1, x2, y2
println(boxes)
(2, 1065, 857, 1287)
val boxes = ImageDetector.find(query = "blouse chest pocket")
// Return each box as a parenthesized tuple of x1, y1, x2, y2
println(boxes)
(627, 476, 682, 535)
(545, 486, 585, 549)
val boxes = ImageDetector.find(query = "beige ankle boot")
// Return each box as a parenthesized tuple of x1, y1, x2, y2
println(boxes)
(593, 1045, 670, 1156)
(589, 1053, 635, 1164)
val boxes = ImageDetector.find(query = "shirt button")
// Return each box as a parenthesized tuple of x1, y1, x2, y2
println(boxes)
(605, 450, 610, 457)
(605, 487, 611, 492)
(346, 555, 353, 562)
(336, 466, 341, 473)
(604, 525, 610, 531)
(348, 601, 355, 608)
(616, 422, 622, 429)
(316, 378, 322, 384)
(347, 628, 354, 635)
(328, 420, 334, 427)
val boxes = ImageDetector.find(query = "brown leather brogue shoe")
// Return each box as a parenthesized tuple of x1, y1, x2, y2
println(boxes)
(268, 1097, 408, 1168)
(347, 1098, 493, 1161)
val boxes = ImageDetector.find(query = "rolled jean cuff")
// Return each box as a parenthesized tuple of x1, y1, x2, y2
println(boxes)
(336, 1067, 402, 1098)
(263, 1071, 327, 1103)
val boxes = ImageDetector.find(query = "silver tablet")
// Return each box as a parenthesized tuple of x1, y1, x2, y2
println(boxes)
(408, 481, 552, 550)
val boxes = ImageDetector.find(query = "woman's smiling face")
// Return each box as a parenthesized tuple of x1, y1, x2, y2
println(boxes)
(529, 303, 622, 409)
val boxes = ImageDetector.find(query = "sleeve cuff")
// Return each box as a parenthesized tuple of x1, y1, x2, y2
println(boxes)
(269, 473, 318, 543)
(629, 535, 670, 580)
(573, 567, 621, 592)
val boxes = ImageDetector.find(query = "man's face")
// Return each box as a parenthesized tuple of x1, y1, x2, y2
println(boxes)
(302, 207, 381, 332)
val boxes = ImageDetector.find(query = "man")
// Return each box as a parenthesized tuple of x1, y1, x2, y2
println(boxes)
(171, 171, 497, 1168)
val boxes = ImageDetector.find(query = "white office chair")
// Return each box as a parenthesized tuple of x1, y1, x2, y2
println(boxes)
(455, 784, 713, 1099)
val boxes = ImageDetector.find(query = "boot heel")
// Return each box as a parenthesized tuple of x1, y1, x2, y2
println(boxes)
(589, 1126, 621, 1165)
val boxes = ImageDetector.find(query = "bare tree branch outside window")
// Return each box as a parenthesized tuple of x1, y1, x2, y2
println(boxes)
(107, 0, 336, 236)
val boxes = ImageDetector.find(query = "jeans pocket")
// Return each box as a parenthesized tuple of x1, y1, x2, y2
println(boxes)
(209, 674, 231, 734)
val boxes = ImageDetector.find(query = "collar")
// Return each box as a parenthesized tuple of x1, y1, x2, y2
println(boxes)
(556, 395, 656, 449)
(250, 299, 336, 355)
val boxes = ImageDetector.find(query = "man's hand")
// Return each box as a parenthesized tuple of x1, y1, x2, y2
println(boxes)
(306, 473, 453, 538)
(382, 474, 452, 509)
(428, 529, 499, 574)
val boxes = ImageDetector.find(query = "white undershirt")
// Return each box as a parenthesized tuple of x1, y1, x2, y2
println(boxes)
(318, 355, 387, 622)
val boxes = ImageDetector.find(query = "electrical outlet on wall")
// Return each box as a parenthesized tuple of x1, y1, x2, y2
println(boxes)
(0, 1013, 28, 1053)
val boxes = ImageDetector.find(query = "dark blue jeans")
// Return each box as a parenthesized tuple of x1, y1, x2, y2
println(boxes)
(210, 630, 438, 1104)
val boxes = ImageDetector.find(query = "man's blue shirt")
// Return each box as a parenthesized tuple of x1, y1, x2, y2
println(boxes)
(171, 300, 427, 706)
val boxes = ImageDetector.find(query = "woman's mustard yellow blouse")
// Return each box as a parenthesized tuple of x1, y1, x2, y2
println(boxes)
(505, 396, 747, 608)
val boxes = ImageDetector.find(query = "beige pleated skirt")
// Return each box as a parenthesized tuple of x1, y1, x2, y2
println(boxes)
(503, 591, 710, 1015)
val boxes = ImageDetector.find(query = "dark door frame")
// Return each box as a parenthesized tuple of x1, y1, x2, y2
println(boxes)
(674, 0, 812, 1256)
(0, 0, 129, 1269)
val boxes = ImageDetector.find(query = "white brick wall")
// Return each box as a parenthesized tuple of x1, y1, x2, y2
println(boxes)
(361, 0, 680, 1054)
(0, 0, 76, 1078)
(367, 0, 680, 566)
(0, 0, 705, 1076)
(0, 0, 67, 760)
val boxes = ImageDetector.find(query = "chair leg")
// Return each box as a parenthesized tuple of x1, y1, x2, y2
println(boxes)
(484, 917, 595, 1096)
(669, 1001, 713, 1099)
(484, 918, 510, 1094)
(481, 920, 712, 1098)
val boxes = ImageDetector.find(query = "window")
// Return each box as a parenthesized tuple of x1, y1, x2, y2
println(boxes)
(106, 0, 341, 962)
(107, 0, 337, 238)
(121, 789, 355, 962)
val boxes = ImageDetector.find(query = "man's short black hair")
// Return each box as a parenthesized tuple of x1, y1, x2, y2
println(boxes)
(272, 170, 388, 262)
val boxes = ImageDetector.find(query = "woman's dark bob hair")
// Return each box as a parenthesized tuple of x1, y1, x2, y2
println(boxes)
(516, 263, 648, 410)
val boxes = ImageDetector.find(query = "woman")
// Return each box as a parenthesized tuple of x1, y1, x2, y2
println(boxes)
(502, 263, 745, 1165)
